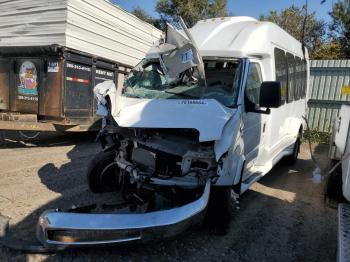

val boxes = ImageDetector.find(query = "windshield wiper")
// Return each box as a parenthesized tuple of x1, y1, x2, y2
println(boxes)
(164, 90, 199, 99)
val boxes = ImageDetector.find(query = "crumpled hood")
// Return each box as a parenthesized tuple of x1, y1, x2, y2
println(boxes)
(114, 96, 235, 142)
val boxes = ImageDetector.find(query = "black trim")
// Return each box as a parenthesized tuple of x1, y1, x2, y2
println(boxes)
(0, 45, 62, 57)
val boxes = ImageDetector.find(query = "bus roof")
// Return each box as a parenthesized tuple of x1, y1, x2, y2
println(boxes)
(189, 16, 308, 59)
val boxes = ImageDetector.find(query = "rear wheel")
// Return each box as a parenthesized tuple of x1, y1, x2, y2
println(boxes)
(86, 150, 119, 193)
(325, 161, 345, 203)
(283, 131, 301, 165)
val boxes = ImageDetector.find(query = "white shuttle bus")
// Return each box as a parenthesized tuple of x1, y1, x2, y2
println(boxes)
(34, 17, 309, 250)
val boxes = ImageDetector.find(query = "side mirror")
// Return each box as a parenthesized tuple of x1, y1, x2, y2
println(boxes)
(259, 81, 281, 108)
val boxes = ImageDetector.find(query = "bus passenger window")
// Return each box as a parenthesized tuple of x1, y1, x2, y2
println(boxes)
(287, 53, 296, 102)
(297, 57, 303, 99)
(302, 59, 307, 98)
(245, 63, 262, 109)
(274, 48, 288, 104)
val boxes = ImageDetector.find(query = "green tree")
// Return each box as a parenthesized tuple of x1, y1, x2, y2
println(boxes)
(329, 2, 350, 58)
(155, 0, 229, 28)
(310, 41, 342, 59)
(131, 6, 161, 29)
(260, 5, 327, 58)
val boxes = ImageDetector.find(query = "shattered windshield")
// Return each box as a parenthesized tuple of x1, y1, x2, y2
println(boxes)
(122, 58, 242, 108)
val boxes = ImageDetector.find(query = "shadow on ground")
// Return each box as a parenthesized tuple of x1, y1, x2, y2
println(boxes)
(0, 131, 98, 149)
(0, 138, 337, 262)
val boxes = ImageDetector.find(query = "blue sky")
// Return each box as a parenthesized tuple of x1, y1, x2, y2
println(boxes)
(112, 0, 334, 22)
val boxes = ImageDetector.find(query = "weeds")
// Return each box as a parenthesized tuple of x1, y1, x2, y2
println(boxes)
(303, 130, 330, 144)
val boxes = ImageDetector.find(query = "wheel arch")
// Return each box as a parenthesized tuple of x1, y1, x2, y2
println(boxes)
(215, 144, 245, 187)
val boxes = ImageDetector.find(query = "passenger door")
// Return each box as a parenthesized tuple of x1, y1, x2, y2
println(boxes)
(242, 61, 266, 175)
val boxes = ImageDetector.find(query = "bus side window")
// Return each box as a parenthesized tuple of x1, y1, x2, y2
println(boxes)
(295, 57, 302, 100)
(287, 53, 295, 102)
(274, 48, 287, 104)
(302, 59, 307, 98)
(245, 63, 262, 110)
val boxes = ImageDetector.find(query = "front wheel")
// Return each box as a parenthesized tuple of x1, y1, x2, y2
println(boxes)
(204, 187, 235, 234)
(86, 150, 119, 193)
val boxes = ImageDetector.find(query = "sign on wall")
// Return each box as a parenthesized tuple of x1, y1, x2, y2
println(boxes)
(341, 86, 350, 95)
(18, 61, 38, 96)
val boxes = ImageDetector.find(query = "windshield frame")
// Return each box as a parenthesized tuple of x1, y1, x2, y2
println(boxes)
(122, 57, 244, 108)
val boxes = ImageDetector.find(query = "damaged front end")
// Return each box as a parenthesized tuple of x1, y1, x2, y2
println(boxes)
(34, 18, 244, 250)
(36, 126, 215, 250)
(0, 18, 244, 252)
(34, 20, 220, 250)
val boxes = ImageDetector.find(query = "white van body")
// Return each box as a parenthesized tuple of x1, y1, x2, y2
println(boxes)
(103, 16, 308, 190)
(36, 17, 309, 249)
(188, 17, 309, 187)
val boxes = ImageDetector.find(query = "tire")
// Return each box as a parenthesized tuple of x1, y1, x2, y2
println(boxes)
(283, 132, 301, 165)
(325, 161, 345, 203)
(204, 164, 244, 234)
(86, 150, 118, 193)
(205, 187, 233, 234)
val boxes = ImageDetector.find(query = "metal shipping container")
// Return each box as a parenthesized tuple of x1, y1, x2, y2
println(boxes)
(0, 0, 162, 132)
(0, 0, 162, 67)
(307, 60, 350, 132)
(0, 45, 131, 132)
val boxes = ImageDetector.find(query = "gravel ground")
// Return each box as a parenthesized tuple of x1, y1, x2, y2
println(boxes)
(0, 131, 337, 262)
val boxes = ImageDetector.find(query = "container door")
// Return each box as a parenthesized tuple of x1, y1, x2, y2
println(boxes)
(13, 59, 42, 114)
(0, 58, 10, 110)
(64, 61, 92, 119)
(39, 59, 63, 118)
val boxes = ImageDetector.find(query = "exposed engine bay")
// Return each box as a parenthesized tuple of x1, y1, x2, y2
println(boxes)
(90, 125, 219, 212)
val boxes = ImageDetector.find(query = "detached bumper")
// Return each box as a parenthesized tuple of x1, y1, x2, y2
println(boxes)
(36, 180, 210, 250)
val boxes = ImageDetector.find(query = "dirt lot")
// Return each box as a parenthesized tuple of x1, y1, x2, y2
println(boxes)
(0, 132, 337, 261)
